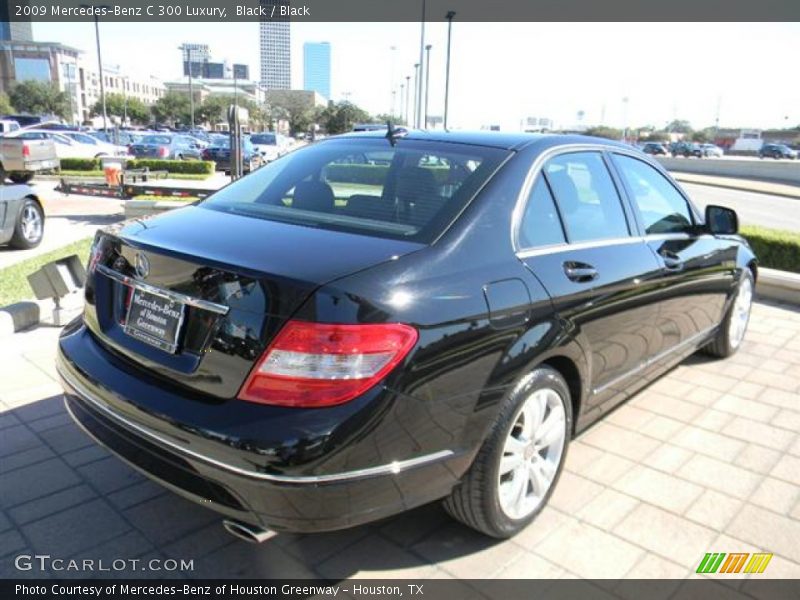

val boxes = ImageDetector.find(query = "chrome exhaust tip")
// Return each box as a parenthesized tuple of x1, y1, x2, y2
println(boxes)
(222, 519, 274, 544)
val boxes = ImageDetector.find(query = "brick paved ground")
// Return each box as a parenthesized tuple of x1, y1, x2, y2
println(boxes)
(1, 300, 798, 583)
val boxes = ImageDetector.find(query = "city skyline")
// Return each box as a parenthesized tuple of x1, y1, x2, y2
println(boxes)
(28, 21, 800, 131)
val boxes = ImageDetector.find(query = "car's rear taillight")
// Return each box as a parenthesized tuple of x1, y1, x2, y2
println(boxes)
(238, 320, 418, 408)
(22, 143, 30, 157)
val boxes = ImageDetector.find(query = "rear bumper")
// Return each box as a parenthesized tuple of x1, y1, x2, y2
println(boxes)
(57, 321, 467, 532)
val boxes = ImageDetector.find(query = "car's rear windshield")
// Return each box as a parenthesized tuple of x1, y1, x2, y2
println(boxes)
(200, 137, 511, 243)
(251, 134, 276, 145)
(141, 135, 171, 144)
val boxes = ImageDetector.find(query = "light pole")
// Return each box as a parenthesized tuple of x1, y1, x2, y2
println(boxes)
(389, 45, 396, 117)
(444, 10, 455, 130)
(178, 45, 196, 129)
(622, 96, 629, 143)
(399, 83, 405, 123)
(90, 13, 107, 131)
(405, 76, 411, 125)
(424, 44, 432, 129)
(417, 0, 426, 130)
(413, 63, 419, 127)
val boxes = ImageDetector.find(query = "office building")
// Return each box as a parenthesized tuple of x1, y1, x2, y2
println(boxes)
(259, 0, 290, 90)
(303, 42, 330, 100)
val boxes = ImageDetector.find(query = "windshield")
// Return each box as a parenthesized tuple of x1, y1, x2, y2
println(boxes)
(141, 135, 172, 145)
(251, 134, 277, 145)
(201, 138, 510, 243)
(69, 132, 99, 144)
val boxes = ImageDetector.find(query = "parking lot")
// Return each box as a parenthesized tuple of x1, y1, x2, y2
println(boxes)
(1, 299, 798, 582)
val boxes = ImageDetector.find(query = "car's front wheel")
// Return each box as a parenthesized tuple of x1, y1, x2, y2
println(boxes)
(10, 197, 44, 249)
(443, 366, 571, 538)
(704, 269, 754, 358)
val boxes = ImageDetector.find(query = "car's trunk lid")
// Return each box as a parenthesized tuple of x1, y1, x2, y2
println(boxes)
(84, 205, 423, 400)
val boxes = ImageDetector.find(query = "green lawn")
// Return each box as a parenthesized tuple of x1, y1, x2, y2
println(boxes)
(0, 237, 93, 307)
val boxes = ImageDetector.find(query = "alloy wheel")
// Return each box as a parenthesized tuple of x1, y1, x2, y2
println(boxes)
(497, 387, 566, 520)
(729, 275, 753, 349)
(21, 205, 43, 243)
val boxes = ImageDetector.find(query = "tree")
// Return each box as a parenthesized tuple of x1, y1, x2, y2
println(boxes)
(665, 119, 693, 134)
(92, 93, 150, 125)
(267, 94, 320, 136)
(8, 81, 71, 119)
(691, 128, 715, 143)
(152, 91, 192, 127)
(0, 92, 13, 115)
(643, 130, 671, 142)
(317, 101, 371, 134)
(584, 126, 623, 140)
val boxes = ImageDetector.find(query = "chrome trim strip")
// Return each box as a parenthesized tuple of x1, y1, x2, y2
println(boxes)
(516, 236, 644, 259)
(96, 264, 229, 316)
(591, 324, 718, 395)
(58, 363, 454, 484)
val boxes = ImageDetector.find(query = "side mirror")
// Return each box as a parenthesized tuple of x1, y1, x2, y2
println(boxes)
(705, 205, 738, 235)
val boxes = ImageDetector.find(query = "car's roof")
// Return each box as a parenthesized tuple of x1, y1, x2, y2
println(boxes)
(335, 129, 636, 152)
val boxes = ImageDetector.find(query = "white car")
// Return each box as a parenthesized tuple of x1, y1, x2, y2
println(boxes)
(60, 131, 129, 157)
(250, 132, 289, 162)
(7, 129, 128, 159)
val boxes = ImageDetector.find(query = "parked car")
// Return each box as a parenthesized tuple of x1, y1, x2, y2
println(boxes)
(0, 181, 45, 248)
(7, 129, 116, 160)
(59, 131, 129, 157)
(0, 134, 59, 183)
(641, 142, 667, 156)
(250, 132, 290, 162)
(699, 143, 724, 158)
(89, 130, 144, 147)
(0, 119, 20, 135)
(128, 134, 203, 160)
(670, 141, 703, 157)
(58, 131, 756, 541)
(758, 143, 797, 160)
(202, 136, 262, 173)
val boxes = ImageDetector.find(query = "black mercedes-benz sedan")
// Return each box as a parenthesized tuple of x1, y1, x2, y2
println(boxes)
(57, 130, 756, 540)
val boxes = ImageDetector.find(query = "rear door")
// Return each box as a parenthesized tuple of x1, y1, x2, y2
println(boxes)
(609, 152, 735, 353)
(517, 150, 663, 413)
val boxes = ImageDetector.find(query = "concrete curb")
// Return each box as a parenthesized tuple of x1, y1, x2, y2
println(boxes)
(671, 172, 800, 201)
(0, 302, 40, 338)
(757, 268, 800, 305)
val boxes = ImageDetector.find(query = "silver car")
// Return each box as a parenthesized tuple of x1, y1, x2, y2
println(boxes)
(0, 182, 44, 249)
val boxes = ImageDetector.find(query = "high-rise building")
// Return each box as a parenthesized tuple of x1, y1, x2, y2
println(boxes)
(303, 42, 330, 100)
(259, 0, 291, 90)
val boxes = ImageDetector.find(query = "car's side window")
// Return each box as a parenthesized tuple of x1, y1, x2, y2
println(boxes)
(543, 152, 630, 243)
(519, 175, 566, 248)
(612, 154, 694, 235)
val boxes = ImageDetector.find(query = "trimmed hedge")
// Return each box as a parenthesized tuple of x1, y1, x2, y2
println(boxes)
(58, 158, 214, 175)
(740, 226, 800, 274)
(60, 158, 100, 171)
(325, 164, 450, 186)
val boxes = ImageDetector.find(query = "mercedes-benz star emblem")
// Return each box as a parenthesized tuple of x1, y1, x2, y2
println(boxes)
(134, 253, 150, 279)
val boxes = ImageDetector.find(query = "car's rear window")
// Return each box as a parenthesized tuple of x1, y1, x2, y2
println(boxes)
(142, 135, 171, 144)
(251, 134, 277, 145)
(200, 138, 511, 243)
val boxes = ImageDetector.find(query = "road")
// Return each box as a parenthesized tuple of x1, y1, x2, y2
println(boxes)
(682, 182, 800, 232)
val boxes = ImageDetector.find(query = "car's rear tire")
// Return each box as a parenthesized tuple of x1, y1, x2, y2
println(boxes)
(8, 172, 33, 184)
(9, 197, 44, 249)
(443, 366, 572, 538)
(704, 269, 754, 358)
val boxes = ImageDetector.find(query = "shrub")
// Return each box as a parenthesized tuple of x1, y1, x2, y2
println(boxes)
(59, 158, 100, 171)
(740, 226, 800, 274)
(127, 159, 215, 174)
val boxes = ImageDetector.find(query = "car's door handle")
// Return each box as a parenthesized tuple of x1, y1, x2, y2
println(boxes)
(563, 262, 598, 283)
(660, 251, 683, 271)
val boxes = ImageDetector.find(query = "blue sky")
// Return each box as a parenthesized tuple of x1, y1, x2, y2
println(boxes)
(33, 21, 800, 131)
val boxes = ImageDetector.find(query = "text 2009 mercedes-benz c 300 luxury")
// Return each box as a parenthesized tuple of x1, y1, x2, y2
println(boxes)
(58, 130, 756, 541)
